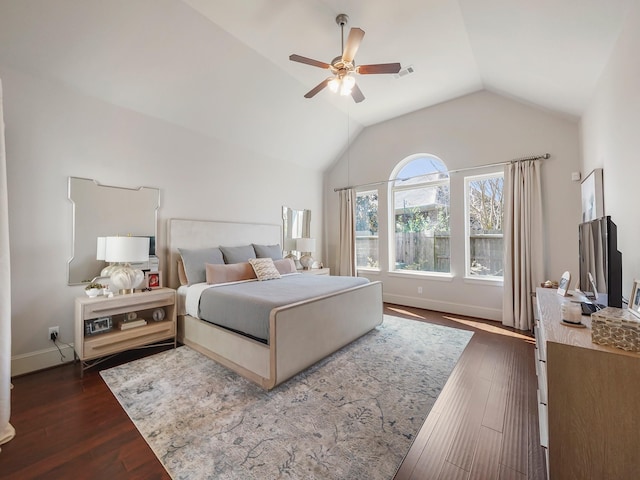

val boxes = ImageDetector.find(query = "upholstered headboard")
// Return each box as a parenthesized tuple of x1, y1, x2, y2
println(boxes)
(166, 219, 281, 289)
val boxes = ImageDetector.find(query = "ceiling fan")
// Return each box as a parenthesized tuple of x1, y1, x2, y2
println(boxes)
(289, 14, 401, 103)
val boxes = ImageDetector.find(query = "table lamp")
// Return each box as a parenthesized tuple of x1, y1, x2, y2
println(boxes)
(96, 236, 118, 277)
(104, 236, 150, 294)
(296, 237, 316, 270)
(284, 237, 302, 269)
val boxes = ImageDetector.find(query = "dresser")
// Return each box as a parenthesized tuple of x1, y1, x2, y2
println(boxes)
(535, 288, 640, 479)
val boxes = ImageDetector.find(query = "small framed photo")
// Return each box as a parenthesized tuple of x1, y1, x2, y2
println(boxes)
(557, 271, 571, 297)
(145, 271, 162, 290)
(629, 279, 640, 319)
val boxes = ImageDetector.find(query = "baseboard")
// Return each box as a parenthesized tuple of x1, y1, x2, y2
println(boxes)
(383, 293, 502, 322)
(11, 344, 75, 377)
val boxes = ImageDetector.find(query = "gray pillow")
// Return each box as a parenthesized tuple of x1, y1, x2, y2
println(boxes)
(252, 243, 283, 260)
(178, 247, 224, 285)
(219, 245, 256, 264)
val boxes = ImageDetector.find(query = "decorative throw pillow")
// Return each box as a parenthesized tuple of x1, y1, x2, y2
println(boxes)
(252, 243, 284, 260)
(219, 245, 257, 264)
(177, 258, 188, 286)
(178, 247, 225, 285)
(273, 258, 297, 275)
(206, 262, 257, 285)
(248, 258, 282, 281)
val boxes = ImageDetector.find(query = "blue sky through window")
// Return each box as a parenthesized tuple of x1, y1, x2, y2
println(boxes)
(395, 156, 448, 186)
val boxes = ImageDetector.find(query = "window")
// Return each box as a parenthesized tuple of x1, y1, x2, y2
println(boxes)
(465, 173, 504, 278)
(391, 155, 450, 273)
(355, 190, 379, 269)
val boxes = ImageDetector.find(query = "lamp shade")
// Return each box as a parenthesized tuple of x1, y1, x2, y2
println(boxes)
(104, 236, 150, 263)
(296, 237, 316, 253)
(96, 237, 106, 260)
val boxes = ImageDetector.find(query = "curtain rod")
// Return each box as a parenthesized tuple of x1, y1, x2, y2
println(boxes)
(333, 153, 550, 192)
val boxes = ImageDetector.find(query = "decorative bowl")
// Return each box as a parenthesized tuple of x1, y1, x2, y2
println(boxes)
(85, 288, 100, 298)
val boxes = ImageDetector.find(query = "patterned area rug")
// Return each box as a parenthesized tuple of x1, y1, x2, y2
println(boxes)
(100, 315, 472, 479)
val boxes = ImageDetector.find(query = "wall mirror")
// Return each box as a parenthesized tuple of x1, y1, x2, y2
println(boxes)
(282, 206, 311, 255)
(68, 177, 160, 285)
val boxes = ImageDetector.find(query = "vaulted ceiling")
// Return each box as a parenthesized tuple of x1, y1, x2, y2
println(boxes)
(0, 0, 633, 171)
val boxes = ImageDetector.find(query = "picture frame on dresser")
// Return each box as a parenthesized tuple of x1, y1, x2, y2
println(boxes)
(145, 271, 162, 289)
(629, 279, 640, 319)
(557, 271, 571, 296)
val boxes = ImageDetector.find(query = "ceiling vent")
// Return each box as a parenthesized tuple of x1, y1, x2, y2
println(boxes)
(394, 65, 415, 79)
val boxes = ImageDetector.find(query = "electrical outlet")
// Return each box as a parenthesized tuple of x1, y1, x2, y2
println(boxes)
(417, 286, 423, 294)
(48, 326, 59, 341)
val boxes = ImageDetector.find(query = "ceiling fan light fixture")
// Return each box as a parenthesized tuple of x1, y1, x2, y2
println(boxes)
(328, 74, 355, 96)
(328, 76, 340, 93)
(289, 13, 401, 102)
(340, 75, 355, 95)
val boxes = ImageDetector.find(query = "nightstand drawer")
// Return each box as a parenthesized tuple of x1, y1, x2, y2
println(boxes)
(83, 321, 176, 360)
(81, 290, 174, 319)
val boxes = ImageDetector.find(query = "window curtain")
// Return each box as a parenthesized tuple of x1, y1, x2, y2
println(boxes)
(338, 188, 356, 276)
(0, 78, 15, 451)
(502, 160, 544, 331)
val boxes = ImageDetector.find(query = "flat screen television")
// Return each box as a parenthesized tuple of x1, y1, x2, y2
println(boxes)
(578, 216, 622, 307)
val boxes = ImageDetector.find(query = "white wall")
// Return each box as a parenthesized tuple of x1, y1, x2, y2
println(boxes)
(325, 91, 581, 321)
(3, 66, 324, 375)
(581, 2, 640, 299)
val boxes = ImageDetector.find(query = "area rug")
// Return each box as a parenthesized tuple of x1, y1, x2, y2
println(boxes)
(100, 315, 473, 479)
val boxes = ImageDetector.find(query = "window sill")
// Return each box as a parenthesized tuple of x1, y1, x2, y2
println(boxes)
(463, 276, 504, 287)
(357, 268, 381, 275)
(388, 271, 454, 282)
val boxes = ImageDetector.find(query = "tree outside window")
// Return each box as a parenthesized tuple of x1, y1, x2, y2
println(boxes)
(466, 173, 504, 277)
(355, 190, 379, 269)
(391, 156, 450, 273)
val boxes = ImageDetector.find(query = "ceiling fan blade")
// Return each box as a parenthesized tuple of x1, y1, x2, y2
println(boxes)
(342, 27, 365, 63)
(289, 54, 331, 69)
(351, 82, 365, 103)
(304, 78, 331, 99)
(357, 63, 402, 75)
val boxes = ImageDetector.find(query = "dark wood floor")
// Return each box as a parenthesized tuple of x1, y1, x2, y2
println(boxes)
(390, 305, 546, 480)
(0, 305, 545, 480)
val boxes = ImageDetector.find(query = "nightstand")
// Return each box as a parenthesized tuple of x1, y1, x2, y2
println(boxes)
(74, 287, 177, 376)
(298, 267, 330, 276)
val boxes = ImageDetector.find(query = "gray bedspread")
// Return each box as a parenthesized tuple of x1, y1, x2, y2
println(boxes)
(198, 274, 369, 342)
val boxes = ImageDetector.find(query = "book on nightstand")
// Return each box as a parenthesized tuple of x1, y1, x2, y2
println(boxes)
(119, 319, 148, 330)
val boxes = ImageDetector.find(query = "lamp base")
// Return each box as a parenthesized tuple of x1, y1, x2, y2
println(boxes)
(300, 254, 314, 270)
(286, 253, 303, 270)
(109, 264, 144, 294)
(100, 263, 118, 277)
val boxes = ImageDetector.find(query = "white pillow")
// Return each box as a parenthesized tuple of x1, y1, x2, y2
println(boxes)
(248, 258, 281, 281)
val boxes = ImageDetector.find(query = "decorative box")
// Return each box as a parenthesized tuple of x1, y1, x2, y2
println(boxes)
(591, 307, 640, 352)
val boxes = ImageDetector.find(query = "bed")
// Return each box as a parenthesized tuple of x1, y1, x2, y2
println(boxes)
(166, 218, 383, 390)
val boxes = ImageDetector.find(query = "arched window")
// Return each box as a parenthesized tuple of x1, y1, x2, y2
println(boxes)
(390, 155, 450, 273)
